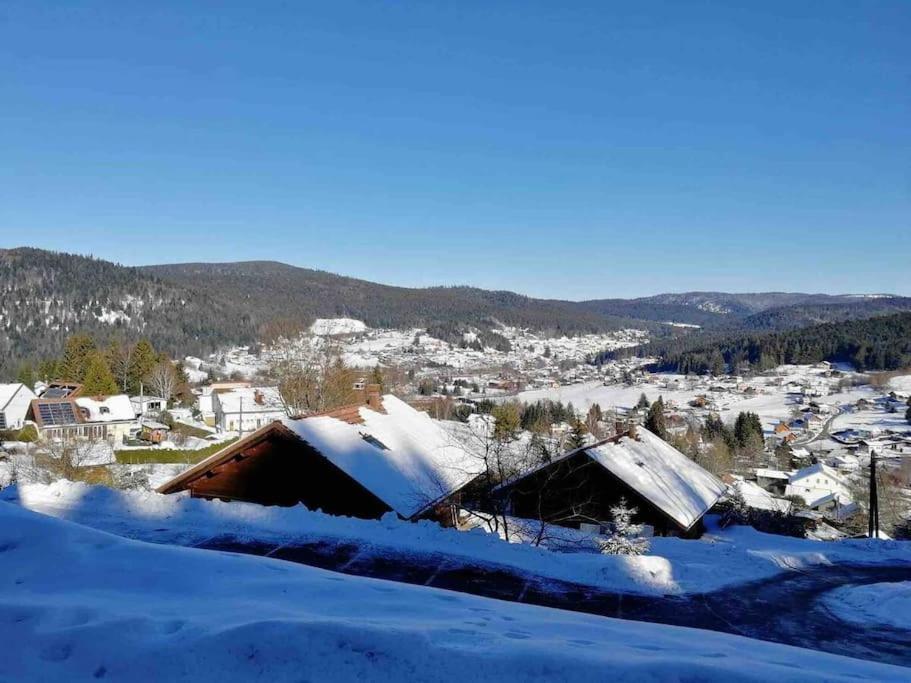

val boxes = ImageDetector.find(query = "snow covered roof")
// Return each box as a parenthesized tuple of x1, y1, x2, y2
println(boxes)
(788, 463, 845, 485)
(75, 395, 135, 423)
(733, 479, 792, 513)
(755, 468, 791, 480)
(215, 387, 286, 415)
(280, 395, 481, 518)
(582, 429, 726, 530)
(159, 395, 482, 519)
(0, 383, 33, 411)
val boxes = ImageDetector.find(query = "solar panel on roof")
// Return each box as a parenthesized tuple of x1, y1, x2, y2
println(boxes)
(37, 402, 78, 426)
(42, 388, 70, 398)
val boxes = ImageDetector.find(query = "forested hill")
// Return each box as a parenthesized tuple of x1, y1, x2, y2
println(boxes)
(603, 312, 911, 374)
(577, 292, 906, 328)
(0, 248, 257, 377)
(141, 261, 643, 335)
(2, 247, 908, 380)
(0, 249, 645, 377)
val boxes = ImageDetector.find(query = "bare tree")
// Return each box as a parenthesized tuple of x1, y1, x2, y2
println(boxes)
(146, 360, 179, 402)
(271, 341, 359, 416)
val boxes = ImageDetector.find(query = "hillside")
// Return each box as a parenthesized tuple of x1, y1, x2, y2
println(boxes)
(577, 292, 899, 328)
(0, 249, 644, 377)
(603, 312, 911, 374)
(0, 248, 257, 376)
(3, 247, 907, 380)
(142, 261, 645, 335)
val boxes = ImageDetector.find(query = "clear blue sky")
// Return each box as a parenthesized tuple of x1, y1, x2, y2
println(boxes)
(1, 1, 909, 299)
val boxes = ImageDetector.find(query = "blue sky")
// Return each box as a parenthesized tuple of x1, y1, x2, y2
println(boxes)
(1, 1, 908, 299)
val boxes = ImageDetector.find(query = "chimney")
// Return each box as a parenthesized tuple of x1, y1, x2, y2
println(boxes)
(365, 383, 382, 411)
(254, 390, 264, 405)
(614, 421, 625, 437)
(627, 423, 638, 440)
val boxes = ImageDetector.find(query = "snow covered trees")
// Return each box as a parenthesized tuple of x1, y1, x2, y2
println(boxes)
(597, 498, 650, 555)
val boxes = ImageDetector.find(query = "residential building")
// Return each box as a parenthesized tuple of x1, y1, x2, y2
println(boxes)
(0, 383, 37, 431)
(496, 426, 726, 537)
(157, 389, 482, 526)
(212, 386, 287, 433)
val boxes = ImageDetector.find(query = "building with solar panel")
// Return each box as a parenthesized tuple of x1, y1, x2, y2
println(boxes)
(27, 394, 138, 442)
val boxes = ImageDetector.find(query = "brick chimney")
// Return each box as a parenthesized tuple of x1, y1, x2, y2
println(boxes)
(627, 423, 638, 440)
(365, 383, 382, 411)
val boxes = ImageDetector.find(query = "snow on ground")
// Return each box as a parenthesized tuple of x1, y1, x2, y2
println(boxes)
(822, 581, 911, 631)
(4, 481, 910, 598)
(888, 373, 911, 394)
(2, 502, 908, 683)
(310, 317, 368, 336)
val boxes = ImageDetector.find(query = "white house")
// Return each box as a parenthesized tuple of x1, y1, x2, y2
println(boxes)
(0, 383, 37, 431)
(74, 395, 138, 443)
(785, 463, 853, 513)
(212, 386, 287, 434)
(130, 395, 166, 418)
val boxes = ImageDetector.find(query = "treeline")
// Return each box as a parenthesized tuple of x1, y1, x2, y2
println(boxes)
(16, 333, 191, 401)
(598, 312, 911, 374)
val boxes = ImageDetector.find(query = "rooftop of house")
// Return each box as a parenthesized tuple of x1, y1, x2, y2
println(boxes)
(215, 387, 287, 414)
(0, 383, 35, 411)
(75, 395, 135, 423)
(158, 393, 482, 520)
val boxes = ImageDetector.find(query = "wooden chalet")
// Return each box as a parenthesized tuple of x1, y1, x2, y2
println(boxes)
(497, 426, 726, 538)
(157, 387, 481, 525)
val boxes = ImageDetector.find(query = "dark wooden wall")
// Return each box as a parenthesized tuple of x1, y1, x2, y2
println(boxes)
(187, 432, 393, 519)
(505, 452, 692, 536)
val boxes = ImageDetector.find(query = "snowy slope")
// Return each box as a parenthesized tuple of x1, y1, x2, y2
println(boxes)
(2, 502, 908, 682)
(5, 482, 911, 598)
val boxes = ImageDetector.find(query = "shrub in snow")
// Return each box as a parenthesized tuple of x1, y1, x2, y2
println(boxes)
(597, 498, 650, 556)
(719, 488, 751, 528)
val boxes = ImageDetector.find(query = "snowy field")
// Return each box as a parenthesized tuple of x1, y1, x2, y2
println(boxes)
(4, 482, 910, 598)
(2, 501, 909, 682)
(507, 366, 900, 433)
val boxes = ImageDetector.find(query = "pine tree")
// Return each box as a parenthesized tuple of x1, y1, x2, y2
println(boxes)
(127, 339, 157, 394)
(645, 396, 667, 440)
(370, 365, 385, 391)
(81, 351, 118, 396)
(15, 363, 36, 389)
(636, 393, 650, 409)
(597, 498, 649, 555)
(567, 418, 587, 450)
(61, 333, 97, 382)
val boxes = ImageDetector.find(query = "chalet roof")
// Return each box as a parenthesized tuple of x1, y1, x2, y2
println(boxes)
(498, 428, 726, 531)
(158, 395, 481, 519)
(280, 395, 479, 518)
(583, 429, 726, 530)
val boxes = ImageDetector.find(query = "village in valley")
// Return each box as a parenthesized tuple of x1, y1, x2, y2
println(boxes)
(3, 315, 910, 547)
(3, 2, 911, 679)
